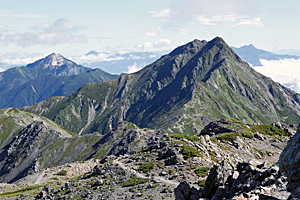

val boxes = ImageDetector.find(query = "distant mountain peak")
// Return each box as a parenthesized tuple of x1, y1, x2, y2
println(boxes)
(44, 53, 66, 68)
(85, 51, 98, 56)
(231, 44, 300, 66)
(25, 53, 91, 76)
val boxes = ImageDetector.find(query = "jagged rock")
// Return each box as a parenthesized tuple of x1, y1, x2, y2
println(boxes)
(165, 154, 185, 165)
(284, 126, 296, 136)
(275, 122, 282, 129)
(254, 132, 265, 140)
(174, 181, 203, 200)
(160, 171, 167, 176)
(259, 194, 281, 200)
(204, 160, 232, 198)
(279, 124, 300, 191)
(257, 162, 269, 170)
(200, 119, 235, 136)
(211, 186, 231, 200)
(100, 155, 116, 164)
(232, 169, 240, 177)
(94, 180, 103, 186)
(288, 187, 300, 199)
(35, 190, 47, 199)
(272, 122, 297, 136)
(232, 136, 244, 149)
(174, 159, 289, 199)
(280, 124, 300, 198)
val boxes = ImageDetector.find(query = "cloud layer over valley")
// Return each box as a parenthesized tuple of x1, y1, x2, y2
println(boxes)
(254, 59, 300, 93)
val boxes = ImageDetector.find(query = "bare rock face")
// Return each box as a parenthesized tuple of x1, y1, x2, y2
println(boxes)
(279, 124, 300, 196)
(204, 160, 232, 198)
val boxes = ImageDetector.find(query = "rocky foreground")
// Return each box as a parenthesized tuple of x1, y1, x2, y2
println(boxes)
(0, 119, 298, 199)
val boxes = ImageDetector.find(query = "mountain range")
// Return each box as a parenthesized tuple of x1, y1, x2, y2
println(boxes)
(0, 53, 119, 109)
(0, 37, 299, 199)
(23, 37, 300, 136)
(231, 44, 300, 66)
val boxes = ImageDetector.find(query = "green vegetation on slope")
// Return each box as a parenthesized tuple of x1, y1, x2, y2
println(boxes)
(195, 167, 210, 177)
(138, 161, 155, 173)
(123, 174, 149, 187)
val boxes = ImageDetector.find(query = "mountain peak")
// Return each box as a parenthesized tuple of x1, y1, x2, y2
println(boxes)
(25, 53, 91, 76)
(44, 53, 67, 68)
(85, 51, 98, 56)
(211, 36, 226, 44)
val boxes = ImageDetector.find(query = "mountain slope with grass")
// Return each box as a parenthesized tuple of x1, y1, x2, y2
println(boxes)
(0, 108, 109, 183)
(23, 37, 300, 135)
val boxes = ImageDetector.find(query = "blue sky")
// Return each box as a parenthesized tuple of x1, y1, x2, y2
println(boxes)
(0, 0, 300, 56)
(2, 0, 300, 92)
(0, 0, 299, 62)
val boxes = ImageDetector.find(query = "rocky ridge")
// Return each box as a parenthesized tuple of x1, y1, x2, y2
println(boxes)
(0, 119, 294, 199)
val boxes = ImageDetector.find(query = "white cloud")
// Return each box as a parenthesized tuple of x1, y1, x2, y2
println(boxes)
(0, 9, 46, 18)
(71, 53, 125, 64)
(1, 56, 44, 66)
(128, 54, 141, 59)
(105, 44, 124, 51)
(230, 17, 264, 28)
(253, 59, 300, 93)
(135, 42, 153, 51)
(118, 50, 131, 55)
(197, 14, 238, 26)
(145, 27, 162, 37)
(127, 63, 142, 73)
(170, 0, 259, 20)
(196, 14, 264, 27)
(0, 19, 87, 47)
(176, 29, 190, 35)
(149, 54, 157, 58)
(154, 39, 172, 48)
(157, 0, 261, 28)
(135, 39, 171, 51)
(0, 67, 5, 72)
(0, 52, 44, 66)
(149, 9, 172, 18)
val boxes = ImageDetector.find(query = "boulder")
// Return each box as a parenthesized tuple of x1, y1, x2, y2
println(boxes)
(165, 154, 185, 165)
(204, 160, 232, 198)
(174, 181, 203, 200)
(35, 190, 47, 199)
(279, 124, 300, 197)
(200, 119, 235, 136)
